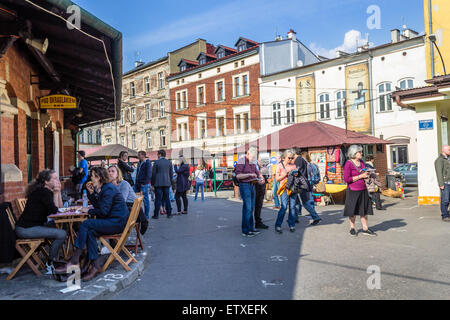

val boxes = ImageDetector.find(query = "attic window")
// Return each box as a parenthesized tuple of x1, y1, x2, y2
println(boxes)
(217, 51, 225, 59)
(238, 43, 246, 52)
(180, 65, 186, 72)
(199, 57, 206, 65)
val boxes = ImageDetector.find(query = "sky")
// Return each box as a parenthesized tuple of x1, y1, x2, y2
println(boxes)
(73, 0, 425, 73)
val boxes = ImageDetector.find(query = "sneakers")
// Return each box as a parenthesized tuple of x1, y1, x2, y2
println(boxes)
(249, 230, 261, 235)
(275, 227, 283, 234)
(350, 228, 357, 237)
(310, 219, 322, 226)
(361, 228, 377, 236)
(443, 217, 450, 222)
(289, 227, 295, 233)
(255, 223, 269, 229)
(242, 232, 257, 238)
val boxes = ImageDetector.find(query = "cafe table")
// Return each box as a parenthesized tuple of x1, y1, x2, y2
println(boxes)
(48, 206, 92, 259)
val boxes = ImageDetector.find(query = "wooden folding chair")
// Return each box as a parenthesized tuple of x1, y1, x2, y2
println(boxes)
(125, 222, 144, 255)
(15, 198, 27, 215)
(99, 196, 143, 272)
(5, 207, 46, 280)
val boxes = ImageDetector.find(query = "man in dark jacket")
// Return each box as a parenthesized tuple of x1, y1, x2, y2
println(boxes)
(434, 145, 450, 221)
(118, 151, 135, 187)
(135, 151, 152, 220)
(151, 150, 173, 219)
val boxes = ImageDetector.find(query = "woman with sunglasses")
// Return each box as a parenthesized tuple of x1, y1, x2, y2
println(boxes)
(274, 150, 298, 233)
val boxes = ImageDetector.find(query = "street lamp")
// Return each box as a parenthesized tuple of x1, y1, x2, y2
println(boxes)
(429, 34, 447, 76)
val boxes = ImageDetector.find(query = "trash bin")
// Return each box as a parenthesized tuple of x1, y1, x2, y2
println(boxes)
(385, 174, 397, 191)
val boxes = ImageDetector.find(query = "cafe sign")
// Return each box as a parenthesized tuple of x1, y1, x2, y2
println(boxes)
(40, 94, 77, 109)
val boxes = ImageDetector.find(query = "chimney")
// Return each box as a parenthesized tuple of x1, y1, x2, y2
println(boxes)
(403, 28, 419, 39)
(275, 35, 283, 41)
(391, 29, 400, 43)
(336, 50, 349, 58)
(287, 29, 297, 41)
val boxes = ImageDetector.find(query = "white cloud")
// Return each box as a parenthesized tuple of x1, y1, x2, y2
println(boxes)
(309, 30, 373, 58)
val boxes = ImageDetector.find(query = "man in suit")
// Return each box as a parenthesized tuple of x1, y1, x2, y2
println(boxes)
(151, 150, 173, 219)
(135, 151, 152, 219)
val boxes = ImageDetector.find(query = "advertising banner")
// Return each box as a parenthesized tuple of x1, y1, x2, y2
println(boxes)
(345, 63, 371, 133)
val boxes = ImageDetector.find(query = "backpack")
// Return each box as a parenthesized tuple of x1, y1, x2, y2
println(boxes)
(232, 167, 240, 187)
(307, 163, 321, 186)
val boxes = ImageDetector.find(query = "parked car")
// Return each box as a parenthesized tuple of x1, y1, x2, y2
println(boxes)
(393, 163, 418, 186)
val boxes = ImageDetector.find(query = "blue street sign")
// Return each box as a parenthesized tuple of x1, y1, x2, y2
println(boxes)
(270, 157, 277, 165)
(233, 161, 237, 167)
(419, 119, 433, 131)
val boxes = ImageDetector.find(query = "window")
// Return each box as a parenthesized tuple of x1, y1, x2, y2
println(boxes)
(238, 43, 246, 52)
(176, 90, 188, 109)
(197, 86, 205, 105)
(159, 101, 165, 117)
(199, 57, 206, 65)
(145, 77, 150, 93)
(336, 91, 346, 118)
(87, 129, 93, 144)
(146, 104, 151, 120)
(146, 132, 152, 148)
(180, 65, 186, 72)
(177, 123, 188, 141)
(130, 82, 135, 98)
(234, 77, 240, 97)
(158, 72, 164, 89)
(176, 92, 181, 109)
(131, 107, 136, 123)
(79, 131, 84, 143)
(243, 75, 248, 95)
(178, 124, 183, 141)
(96, 130, 101, 144)
(236, 114, 241, 133)
(199, 119, 206, 139)
(286, 100, 295, 124)
(217, 51, 225, 59)
(120, 110, 124, 125)
(182, 91, 187, 109)
(399, 79, 414, 90)
(319, 94, 330, 120)
(217, 117, 225, 136)
(273, 103, 281, 126)
(131, 134, 136, 150)
(378, 83, 392, 112)
(105, 122, 111, 128)
(120, 135, 125, 146)
(160, 129, 166, 146)
(243, 113, 249, 132)
(216, 81, 224, 101)
(241, 60, 245, 66)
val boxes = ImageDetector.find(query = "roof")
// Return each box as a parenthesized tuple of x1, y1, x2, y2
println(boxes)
(197, 52, 217, 60)
(0, 0, 123, 127)
(123, 56, 168, 77)
(178, 58, 199, 67)
(234, 37, 259, 47)
(228, 121, 390, 154)
(215, 45, 237, 54)
(84, 144, 138, 161)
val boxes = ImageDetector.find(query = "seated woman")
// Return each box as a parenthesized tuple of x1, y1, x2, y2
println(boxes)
(108, 165, 148, 235)
(15, 170, 67, 268)
(56, 167, 129, 281)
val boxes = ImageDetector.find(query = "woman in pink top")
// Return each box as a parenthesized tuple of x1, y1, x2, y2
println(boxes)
(343, 145, 376, 237)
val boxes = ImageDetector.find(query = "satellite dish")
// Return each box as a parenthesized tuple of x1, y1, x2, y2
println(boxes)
(297, 60, 304, 67)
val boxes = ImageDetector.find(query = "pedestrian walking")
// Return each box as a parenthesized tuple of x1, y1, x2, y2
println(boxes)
(15, 170, 67, 269)
(76, 150, 89, 198)
(151, 150, 173, 219)
(365, 155, 385, 211)
(235, 146, 265, 237)
(174, 156, 190, 215)
(134, 151, 152, 220)
(274, 150, 298, 233)
(55, 167, 129, 281)
(294, 150, 322, 225)
(194, 164, 206, 202)
(434, 145, 450, 222)
(108, 165, 148, 235)
(118, 151, 135, 187)
(272, 152, 282, 209)
(343, 145, 376, 236)
(254, 158, 269, 229)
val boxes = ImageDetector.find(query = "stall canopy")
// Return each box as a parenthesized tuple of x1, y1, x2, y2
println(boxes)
(228, 121, 391, 154)
(0, 0, 122, 127)
(169, 147, 213, 161)
(85, 144, 138, 161)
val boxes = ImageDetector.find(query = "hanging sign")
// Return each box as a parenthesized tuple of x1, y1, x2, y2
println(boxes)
(40, 95, 77, 109)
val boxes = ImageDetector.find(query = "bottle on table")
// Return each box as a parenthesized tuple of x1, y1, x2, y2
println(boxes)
(82, 190, 88, 208)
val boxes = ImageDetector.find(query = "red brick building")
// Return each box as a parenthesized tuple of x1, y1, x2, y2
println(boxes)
(0, 0, 122, 215)
(167, 38, 261, 167)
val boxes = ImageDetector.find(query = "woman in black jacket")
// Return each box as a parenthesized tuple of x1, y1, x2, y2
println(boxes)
(15, 170, 67, 267)
(174, 156, 191, 215)
(118, 151, 135, 186)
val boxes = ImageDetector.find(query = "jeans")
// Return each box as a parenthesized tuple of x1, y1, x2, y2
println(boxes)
(195, 181, 205, 201)
(138, 184, 151, 219)
(440, 184, 450, 219)
(154, 187, 172, 217)
(272, 180, 280, 207)
(298, 190, 321, 221)
(74, 218, 126, 261)
(15, 223, 67, 262)
(175, 191, 188, 213)
(275, 191, 297, 228)
(169, 187, 175, 201)
(254, 183, 266, 225)
(239, 183, 256, 234)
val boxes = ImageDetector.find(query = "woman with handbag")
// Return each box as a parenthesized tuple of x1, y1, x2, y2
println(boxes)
(174, 156, 191, 215)
(343, 145, 376, 237)
(194, 164, 206, 202)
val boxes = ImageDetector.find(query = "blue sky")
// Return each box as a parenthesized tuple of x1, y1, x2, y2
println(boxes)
(73, 0, 425, 73)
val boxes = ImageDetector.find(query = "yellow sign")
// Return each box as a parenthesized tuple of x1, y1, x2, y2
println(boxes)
(40, 95, 77, 109)
(296, 75, 316, 123)
(345, 63, 371, 133)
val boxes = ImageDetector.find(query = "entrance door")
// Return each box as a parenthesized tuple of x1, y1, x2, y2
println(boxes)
(391, 145, 408, 167)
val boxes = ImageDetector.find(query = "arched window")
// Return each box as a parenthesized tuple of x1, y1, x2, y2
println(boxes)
(272, 102, 281, 126)
(318, 93, 330, 120)
(96, 130, 101, 144)
(336, 91, 346, 118)
(87, 129, 93, 144)
(286, 100, 295, 124)
(378, 82, 392, 112)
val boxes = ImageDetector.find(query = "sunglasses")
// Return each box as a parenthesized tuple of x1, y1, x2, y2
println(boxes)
(288, 157, 295, 160)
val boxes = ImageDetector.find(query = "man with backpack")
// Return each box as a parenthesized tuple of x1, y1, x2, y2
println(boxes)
(293, 149, 322, 226)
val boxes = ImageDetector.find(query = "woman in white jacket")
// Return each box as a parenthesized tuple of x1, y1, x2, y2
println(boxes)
(194, 165, 206, 202)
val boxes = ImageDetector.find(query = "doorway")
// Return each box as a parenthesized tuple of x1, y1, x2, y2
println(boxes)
(391, 145, 408, 168)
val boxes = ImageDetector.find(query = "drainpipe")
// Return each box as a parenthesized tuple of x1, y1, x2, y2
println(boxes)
(368, 50, 375, 137)
(75, 129, 82, 166)
(394, 95, 414, 110)
(429, 0, 435, 78)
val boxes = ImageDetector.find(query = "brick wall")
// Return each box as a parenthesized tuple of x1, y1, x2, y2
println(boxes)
(170, 62, 261, 141)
